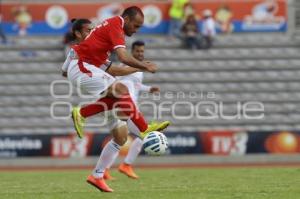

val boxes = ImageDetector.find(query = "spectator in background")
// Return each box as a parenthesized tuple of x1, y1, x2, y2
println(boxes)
(215, 5, 234, 34)
(12, 6, 32, 36)
(181, 14, 201, 50)
(201, 9, 216, 49)
(0, 13, 7, 44)
(183, 2, 197, 20)
(168, 0, 189, 39)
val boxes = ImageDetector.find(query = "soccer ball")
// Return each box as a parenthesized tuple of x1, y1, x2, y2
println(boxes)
(143, 131, 168, 155)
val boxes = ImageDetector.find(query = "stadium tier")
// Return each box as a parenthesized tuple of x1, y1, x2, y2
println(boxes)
(0, 33, 300, 134)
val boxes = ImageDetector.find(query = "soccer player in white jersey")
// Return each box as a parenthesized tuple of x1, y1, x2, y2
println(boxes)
(103, 40, 160, 180)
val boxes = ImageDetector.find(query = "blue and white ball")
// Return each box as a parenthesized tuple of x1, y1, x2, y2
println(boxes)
(143, 131, 168, 155)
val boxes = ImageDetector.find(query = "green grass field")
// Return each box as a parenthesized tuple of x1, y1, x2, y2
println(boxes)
(0, 167, 299, 199)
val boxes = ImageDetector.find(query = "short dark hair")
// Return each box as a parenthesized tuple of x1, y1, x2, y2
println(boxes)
(71, 18, 91, 36)
(121, 6, 144, 19)
(131, 40, 145, 51)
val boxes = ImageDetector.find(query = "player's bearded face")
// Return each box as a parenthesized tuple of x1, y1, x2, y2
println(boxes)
(132, 46, 144, 61)
(124, 15, 144, 36)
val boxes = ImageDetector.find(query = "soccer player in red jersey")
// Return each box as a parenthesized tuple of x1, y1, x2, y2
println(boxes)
(63, 7, 170, 192)
(62, 17, 145, 190)
(69, 6, 166, 137)
(62, 18, 139, 79)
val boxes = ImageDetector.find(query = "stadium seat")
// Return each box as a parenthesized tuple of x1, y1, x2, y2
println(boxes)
(1, 33, 300, 133)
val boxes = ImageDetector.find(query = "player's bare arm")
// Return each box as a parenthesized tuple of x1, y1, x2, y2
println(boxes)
(115, 47, 157, 73)
(106, 64, 140, 76)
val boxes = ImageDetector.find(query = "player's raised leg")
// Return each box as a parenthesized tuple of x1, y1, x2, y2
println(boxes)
(68, 59, 116, 138)
(71, 106, 85, 138)
(76, 81, 170, 138)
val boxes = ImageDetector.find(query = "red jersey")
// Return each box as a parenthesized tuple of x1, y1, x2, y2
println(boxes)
(72, 16, 126, 67)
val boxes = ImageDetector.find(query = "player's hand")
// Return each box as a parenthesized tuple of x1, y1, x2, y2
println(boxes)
(150, 86, 160, 93)
(144, 61, 157, 73)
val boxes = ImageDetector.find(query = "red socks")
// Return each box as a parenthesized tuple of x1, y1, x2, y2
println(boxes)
(80, 97, 115, 118)
(115, 95, 147, 132)
(79, 95, 148, 132)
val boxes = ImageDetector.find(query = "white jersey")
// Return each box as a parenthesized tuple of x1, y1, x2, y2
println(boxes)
(62, 48, 111, 74)
(117, 64, 151, 104)
(105, 64, 153, 133)
(62, 49, 74, 73)
(118, 71, 144, 84)
(62, 49, 115, 96)
(106, 65, 152, 132)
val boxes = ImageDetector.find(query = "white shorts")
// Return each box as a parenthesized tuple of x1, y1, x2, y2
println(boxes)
(67, 60, 116, 96)
(119, 79, 138, 104)
(105, 110, 127, 131)
(106, 80, 140, 136)
(106, 111, 140, 137)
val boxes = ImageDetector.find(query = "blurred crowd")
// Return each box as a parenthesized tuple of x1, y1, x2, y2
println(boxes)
(0, 0, 283, 50)
(2, 1, 220, 50)
(63, 0, 219, 51)
(0, 13, 7, 44)
(0, 5, 32, 45)
(168, 0, 217, 50)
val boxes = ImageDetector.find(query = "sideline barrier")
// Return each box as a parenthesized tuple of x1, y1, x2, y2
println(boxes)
(0, 131, 299, 158)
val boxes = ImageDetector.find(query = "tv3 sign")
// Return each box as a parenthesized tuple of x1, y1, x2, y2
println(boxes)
(201, 131, 248, 155)
(51, 134, 93, 157)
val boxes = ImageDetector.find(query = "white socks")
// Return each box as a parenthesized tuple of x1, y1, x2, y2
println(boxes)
(93, 139, 120, 178)
(123, 119, 143, 165)
(124, 138, 143, 165)
(92, 119, 144, 178)
(127, 119, 142, 137)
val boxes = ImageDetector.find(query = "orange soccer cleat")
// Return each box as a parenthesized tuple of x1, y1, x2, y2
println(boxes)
(118, 163, 139, 179)
(103, 169, 116, 181)
(86, 175, 114, 192)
